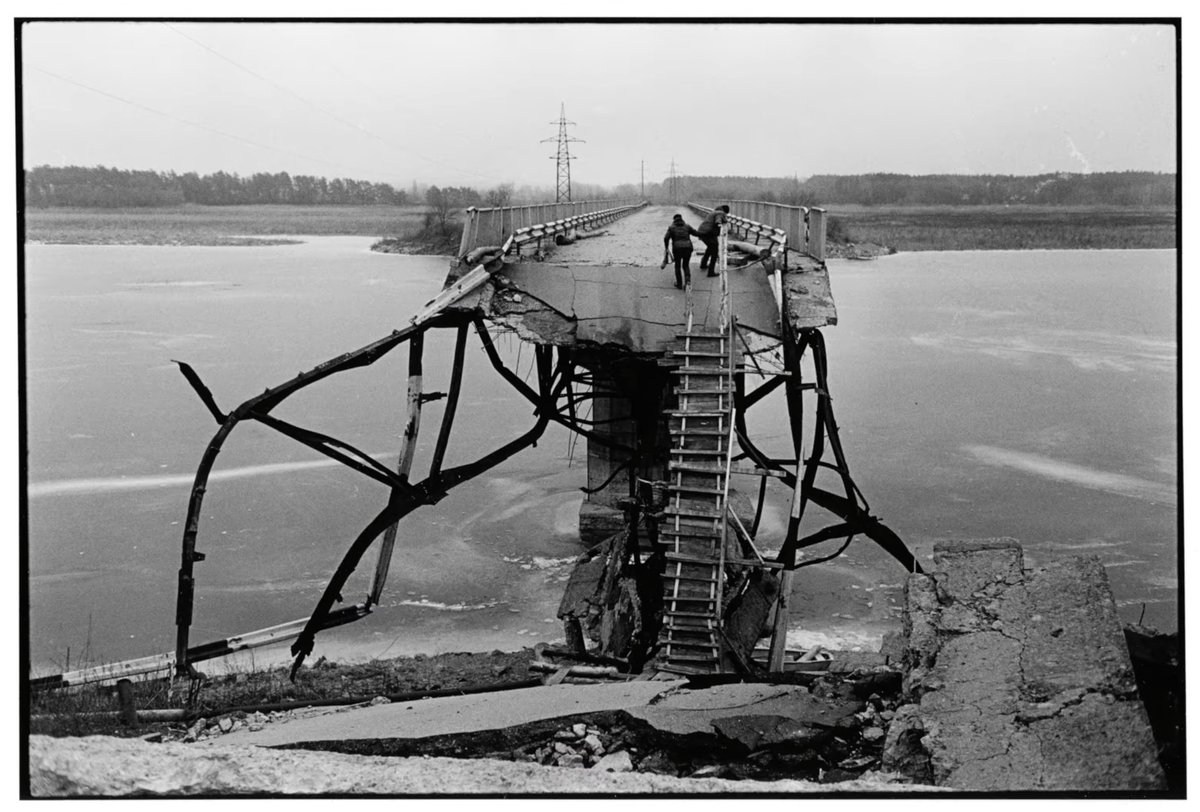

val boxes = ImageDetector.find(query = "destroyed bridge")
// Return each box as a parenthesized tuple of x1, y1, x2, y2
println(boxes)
(46, 198, 928, 689)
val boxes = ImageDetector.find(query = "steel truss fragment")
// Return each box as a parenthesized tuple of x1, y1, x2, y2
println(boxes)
(731, 324, 922, 575)
(172, 326, 644, 678)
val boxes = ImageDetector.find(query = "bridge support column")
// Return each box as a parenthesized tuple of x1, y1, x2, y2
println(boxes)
(576, 354, 671, 546)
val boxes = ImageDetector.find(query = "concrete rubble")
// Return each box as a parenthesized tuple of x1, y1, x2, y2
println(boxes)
(27, 735, 935, 796)
(882, 540, 1166, 791)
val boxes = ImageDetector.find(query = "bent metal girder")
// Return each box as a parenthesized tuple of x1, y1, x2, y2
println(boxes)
(174, 314, 639, 678)
(169, 224, 654, 678)
(731, 323, 922, 575)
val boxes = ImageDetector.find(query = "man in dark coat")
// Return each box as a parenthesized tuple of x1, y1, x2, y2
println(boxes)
(663, 213, 700, 289)
(697, 204, 730, 277)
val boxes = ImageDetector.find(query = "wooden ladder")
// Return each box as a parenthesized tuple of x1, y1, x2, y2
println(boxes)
(658, 325, 736, 674)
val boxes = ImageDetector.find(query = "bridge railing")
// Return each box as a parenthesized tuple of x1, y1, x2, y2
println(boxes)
(457, 198, 644, 258)
(506, 203, 645, 255)
(687, 202, 789, 325)
(692, 199, 827, 260)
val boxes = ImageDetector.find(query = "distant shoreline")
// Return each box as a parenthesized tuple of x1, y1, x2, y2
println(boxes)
(23, 203, 1176, 253)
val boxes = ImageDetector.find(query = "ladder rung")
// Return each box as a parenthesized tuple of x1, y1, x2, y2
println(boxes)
(671, 366, 728, 376)
(657, 664, 719, 675)
(666, 551, 722, 566)
(666, 573, 719, 584)
(676, 387, 732, 395)
(668, 484, 725, 496)
(666, 641, 718, 651)
(664, 654, 721, 664)
(664, 549, 721, 562)
(666, 410, 728, 418)
(669, 448, 727, 457)
(664, 589, 718, 600)
(665, 505, 724, 520)
(664, 623, 719, 634)
(729, 464, 786, 479)
(661, 514, 722, 527)
(660, 521, 722, 533)
(679, 331, 726, 339)
(673, 349, 727, 358)
(663, 610, 719, 618)
(664, 628, 718, 639)
(657, 522, 720, 534)
(660, 535, 721, 547)
(670, 462, 728, 474)
(668, 428, 728, 437)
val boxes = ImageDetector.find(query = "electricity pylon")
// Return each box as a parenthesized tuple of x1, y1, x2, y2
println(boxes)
(542, 103, 584, 202)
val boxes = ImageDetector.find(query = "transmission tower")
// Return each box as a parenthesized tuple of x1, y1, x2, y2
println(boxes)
(667, 158, 679, 203)
(542, 103, 584, 202)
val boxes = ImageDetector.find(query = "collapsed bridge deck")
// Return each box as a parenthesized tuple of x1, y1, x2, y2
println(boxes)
(452, 204, 835, 353)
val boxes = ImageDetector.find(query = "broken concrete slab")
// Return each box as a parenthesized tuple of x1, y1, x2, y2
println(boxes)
(209, 680, 685, 749)
(884, 540, 1165, 792)
(627, 683, 861, 753)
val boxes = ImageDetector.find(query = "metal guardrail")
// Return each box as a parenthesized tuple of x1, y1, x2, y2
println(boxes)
(507, 203, 645, 256)
(692, 199, 826, 260)
(32, 604, 369, 691)
(458, 198, 644, 258)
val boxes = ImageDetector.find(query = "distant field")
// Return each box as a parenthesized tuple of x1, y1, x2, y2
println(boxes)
(828, 204, 1176, 251)
(24, 204, 431, 246)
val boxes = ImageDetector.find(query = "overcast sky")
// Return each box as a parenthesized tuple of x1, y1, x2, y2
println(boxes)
(20, 21, 1177, 190)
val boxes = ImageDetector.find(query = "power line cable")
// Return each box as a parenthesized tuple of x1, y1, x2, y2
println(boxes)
(25, 64, 396, 180)
(160, 23, 508, 185)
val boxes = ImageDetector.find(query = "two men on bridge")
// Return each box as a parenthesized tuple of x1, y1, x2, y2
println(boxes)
(662, 206, 730, 289)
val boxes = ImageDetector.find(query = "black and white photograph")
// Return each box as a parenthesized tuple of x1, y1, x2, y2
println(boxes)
(17, 8, 1183, 798)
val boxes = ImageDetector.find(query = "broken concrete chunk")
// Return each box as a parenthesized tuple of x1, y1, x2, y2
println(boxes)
(933, 539, 1025, 599)
(593, 750, 634, 772)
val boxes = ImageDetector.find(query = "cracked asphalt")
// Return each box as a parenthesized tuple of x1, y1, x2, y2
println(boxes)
(550, 205, 708, 267)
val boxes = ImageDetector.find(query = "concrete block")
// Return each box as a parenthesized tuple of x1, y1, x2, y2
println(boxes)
(578, 502, 625, 546)
(884, 541, 1165, 791)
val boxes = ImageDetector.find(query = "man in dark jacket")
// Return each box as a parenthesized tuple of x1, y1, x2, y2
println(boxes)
(697, 204, 730, 277)
(663, 213, 700, 289)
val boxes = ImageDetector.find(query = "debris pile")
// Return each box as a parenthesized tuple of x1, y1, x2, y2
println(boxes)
(519, 722, 628, 770)
(178, 709, 292, 742)
(486, 665, 910, 783)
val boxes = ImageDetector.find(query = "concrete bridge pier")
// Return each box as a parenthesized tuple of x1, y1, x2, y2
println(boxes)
(575, 352, 672, 546)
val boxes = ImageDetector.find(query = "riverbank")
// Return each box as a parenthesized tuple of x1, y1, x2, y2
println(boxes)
(828, 203, 1175, 251)
(23, 203, 1176, 252)
(371, 234, 459, 256)
(23, 204, 430, 246)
